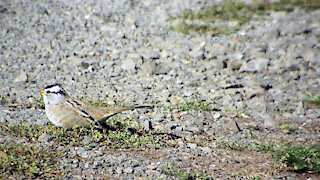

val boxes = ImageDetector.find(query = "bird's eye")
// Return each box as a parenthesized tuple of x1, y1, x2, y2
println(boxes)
(46, 91, 50, 94)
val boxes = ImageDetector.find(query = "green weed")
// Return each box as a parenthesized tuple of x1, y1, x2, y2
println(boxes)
(162, 161, 214, 180)
(171, 0, 320, 35)
(304, 94, 320, 106)
(0, 142, 65, 179)
(166, 101, 212, 112)
(273, 143, 320, 172)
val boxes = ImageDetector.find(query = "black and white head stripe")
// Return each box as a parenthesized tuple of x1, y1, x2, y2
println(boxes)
(44, 84, 67, 96)
(45, 83, 63, 89)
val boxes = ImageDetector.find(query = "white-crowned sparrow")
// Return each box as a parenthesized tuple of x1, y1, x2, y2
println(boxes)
(41, 83, 153, 129)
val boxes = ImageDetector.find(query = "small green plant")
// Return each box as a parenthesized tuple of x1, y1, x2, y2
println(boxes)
(229, 170, 261, 180)
(0, 117, 170, 178)
(177, 1, 252, 24)
(223, 108, 248, 116)
(218, 139, 275, 153)
(246, 130, 258, 140)
(171, 0, 320, 35)
(162, 161, 214, 180)
(304, 94, 320, 106)
(218, 140, 320, 173)
(0, 142, 65, 178)
(171, 1, 249, 35)
(0, 118, 163, 149)
(187, 80, 200, 87)
(278, 107, 295, 114)
(268, 0, 320, 11)
(273, 143, 320, 172)
(249, 142, 275, 152)
(278, 124, 297, 132)
(179, 101, 211, 111)
(217, 140, 247, 151)
(166, 101, 212, 112)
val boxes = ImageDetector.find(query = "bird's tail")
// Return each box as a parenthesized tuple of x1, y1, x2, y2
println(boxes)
(97, 105, 154, 127)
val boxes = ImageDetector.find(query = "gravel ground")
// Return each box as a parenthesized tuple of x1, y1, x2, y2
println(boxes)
(0, 0, 320, 179)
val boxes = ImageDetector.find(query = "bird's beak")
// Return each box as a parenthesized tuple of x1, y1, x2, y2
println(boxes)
(40, 90, 44, 96)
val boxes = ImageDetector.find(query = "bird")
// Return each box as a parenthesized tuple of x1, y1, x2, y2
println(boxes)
(41, 83, 153, 129)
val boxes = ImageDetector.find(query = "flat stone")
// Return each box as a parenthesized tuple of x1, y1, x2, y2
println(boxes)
(294, 101, 306, 115)
(213, 113, 221, 120)
(123, 167, 134, 174)
(13, 71, 28, 83)
(38, 133, 53, 143)
(121, 59, 136, 73)
(187, 143, 197, 149)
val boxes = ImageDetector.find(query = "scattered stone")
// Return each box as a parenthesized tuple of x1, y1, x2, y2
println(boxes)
(187, 143, 197, 150)
(228, 120, 242, 132)
(38, 133, 53, 143)
(139, 61, 171, 76)
(239, 57, 269, 73)
(213, 113, 221, 120)
(142, 119, 152, 131)
(264, 114, 279, 127)
(13, 71, 28, 83)
(82, 136, 92, 144)
(295, 101, 306, 115)
(121, 59, 136, 73)
(123, 167, 134, 174)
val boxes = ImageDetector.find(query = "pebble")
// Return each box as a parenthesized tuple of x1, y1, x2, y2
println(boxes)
(187, 143, 197, 150)
(213, 113, 221, 120)
(38, 133, 53, 143)
(294, 101, 306, 115)
(13, 71, 28, 83)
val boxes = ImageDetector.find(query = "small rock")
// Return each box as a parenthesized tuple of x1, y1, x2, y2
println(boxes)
(121, 59, 136, 73)
(115, 167, 123, 174)
(82, 136, 92, 144)
(80, 62, 90, 69)
(184, 126, 201, 133)
(13, 71, 28, 83)
(142, 120, 152, 131)
(131, 160, 140, 168)
(139, 61, 170, 76)
(190, 49, 204, 60)
(182, 88, 193, 97)
(254, 58, 269, 72)
(111, 50, 120, 60)
(178, 141, 185, 148)
(240, 58, 269, 73)
(279, 20, 307, 35)
(123, 167, 134, 174)
(141, 49, 160, 60)
(228, 59, 242, 71)
(264, 114, 279, 127)
(187, 143, 197, 149)
(214, 59, 227, 71)
(0, 100, 4, 106)
(164, 121, 177, 131)
(284, 60, 300, 71)
(306, 109, 320, 119)
(213, 113, 221, 120)
(200, 147, 212, 153)
(228, 120, 242, 132)
(295, 101, 306, 115)
(38, 133, 53, 143)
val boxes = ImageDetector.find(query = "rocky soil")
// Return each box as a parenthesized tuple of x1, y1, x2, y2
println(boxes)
(0, 0, 319, 179)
